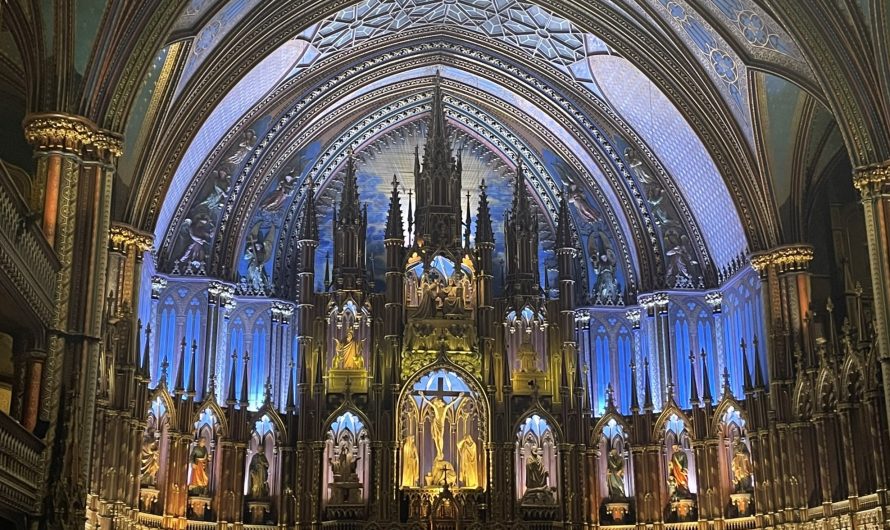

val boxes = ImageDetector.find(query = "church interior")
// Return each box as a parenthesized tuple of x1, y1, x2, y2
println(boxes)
(0, 1, 888, 529)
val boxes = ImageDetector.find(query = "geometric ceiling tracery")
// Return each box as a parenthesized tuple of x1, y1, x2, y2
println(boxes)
(149, 0, 786, 304)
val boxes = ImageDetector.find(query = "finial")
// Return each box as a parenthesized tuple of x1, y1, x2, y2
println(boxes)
(160, 355, 169, 387)
(605, 382, 615, 410)
(722, 364, 732, 397)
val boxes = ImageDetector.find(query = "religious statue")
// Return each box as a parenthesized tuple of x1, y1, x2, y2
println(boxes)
(333, 328, 365, 370)
(669, 444, 690, 499)
(401, 435, 419, 487)
(189, 438, 210, 495)
(247, 444, 270, 499)
(429, 457, 457, 487)
(419, 391, 463, 459)
(457, 434, 478, 488)
(331, 440, 359, 482)
(525, 449, 550, 491)
(606, 448, 626, 499)
(414, 270, 443, 318)
(140, 433, 160, 487)
(731, 440, 753, 492)
(516, 335, 539, 373)
(589, 231, 621, 302)
(442, 274, 466, 317)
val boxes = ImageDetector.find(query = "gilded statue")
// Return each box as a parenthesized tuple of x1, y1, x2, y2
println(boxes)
(731, 440, 753, 492)
(606, 448, 626, 498)
(401, 435, 419, 487)
(140, 434, 160, 487)
(247, 444, 270, 498)
(189, 438, 210, 495)
(419, 392, 463, 459)
(442, 275, 466, 316)
(669, 444, 690, 498)
(457, 434, 478, 488)
(333, 328, 365, 370)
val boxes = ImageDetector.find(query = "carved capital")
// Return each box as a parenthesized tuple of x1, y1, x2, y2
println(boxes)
(853, 160, 890, 198)
(108, 223, 153, 253)
(23, 113, 123, 159)
(749, 244, 814, 274)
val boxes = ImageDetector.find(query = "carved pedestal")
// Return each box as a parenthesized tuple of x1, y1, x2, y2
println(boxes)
(139, 488, 159, 513)
(188, 496, 211, 519)
(605, 501, 630, 523)
(328, 481, 363, 505)
(519, 487, 558, 521)
(670, 498, 696, 520)
(326, 368, 368, 393)
(247, 500, 272, 523)
(731, 492, 753, 516)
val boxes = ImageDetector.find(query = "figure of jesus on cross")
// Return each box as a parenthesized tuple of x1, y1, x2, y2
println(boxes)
(418, 378, 465, 460)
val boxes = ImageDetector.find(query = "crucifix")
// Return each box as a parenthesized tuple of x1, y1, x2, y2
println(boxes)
(418, 377, 465, 460)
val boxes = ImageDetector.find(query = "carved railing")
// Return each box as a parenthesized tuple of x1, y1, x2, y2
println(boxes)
(0, 160, 60, 326)
(0, 411, 46, 514)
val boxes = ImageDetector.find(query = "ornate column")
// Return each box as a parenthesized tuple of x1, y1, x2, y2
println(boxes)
(853, 161, 890, 429)
(23, 114, 123, 521)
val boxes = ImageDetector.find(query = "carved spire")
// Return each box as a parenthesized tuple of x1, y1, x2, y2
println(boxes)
(240, 350, 250, 406)
(722, 364, 733, 398)
(286, 356, 296, 412)
(263, 376, 273, 406)
(505, 161, 541, 299)
(298, 177, 319, 241)
(227, 349, 238, 405)
(689, 350, 699, 406)
(630, 357, 640, 413)
(741, 339, 752, 391)
(464, 190, 472, 248)
(605, 382, 616, 411)
(555, 190, 573, 250)
(141, 322, 152, 379)
(413, 71, 462, 248)
(186, 340, 198, 396)
(701, 348, 713, 404)
(385, 174, 404, 241)
(174, 337, 186, 394)
(643, 357, 653, 411)
(753, 335, 766, 389)
(332, 153, 368, 291)
(475, 180, 494, 245)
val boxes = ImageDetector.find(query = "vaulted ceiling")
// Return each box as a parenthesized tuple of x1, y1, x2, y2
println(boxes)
(1, 0, 885, 297)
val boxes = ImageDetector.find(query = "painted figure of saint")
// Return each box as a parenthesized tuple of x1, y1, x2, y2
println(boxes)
(419, 392, 463, 459)
(731, 440, 753, 492)
(189, 438, 210, 495)
(247, 444, 270, 499)
(606, 448, 626, 498)
(669, 444, 690, 498)
(401, 435, 419, 487)
(140, 434, 160, 487)
(457, 434, 478, 488)
(334, 328, 365, 370)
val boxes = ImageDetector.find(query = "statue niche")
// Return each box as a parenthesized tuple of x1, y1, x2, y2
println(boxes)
(507, 307, 550, 394)
(326, 301, 369, 393)
(245, 419, 278, 525)
(516, 415, 558, 507)
(399, 369, 485, 490)
(324, 411, 369, 514)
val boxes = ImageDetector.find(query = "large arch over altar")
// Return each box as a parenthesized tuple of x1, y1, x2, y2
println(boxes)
(397, 366, 489, 491)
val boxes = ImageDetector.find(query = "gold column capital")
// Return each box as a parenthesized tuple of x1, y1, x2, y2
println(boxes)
(749, 244, 814, 274)
(109, 223, 154, 253)
(853, 160, 890, 196)
(23, 113, 123, 159)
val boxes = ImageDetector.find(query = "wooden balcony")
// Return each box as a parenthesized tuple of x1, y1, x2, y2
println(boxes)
(0, 161, 60, 329)
(0, 411, 46, 515)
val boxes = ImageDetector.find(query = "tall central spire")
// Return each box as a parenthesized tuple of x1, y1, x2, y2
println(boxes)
(413, 72, 464, 249)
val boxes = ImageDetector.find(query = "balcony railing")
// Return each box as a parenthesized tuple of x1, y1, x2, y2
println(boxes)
(0, 411, 46, 514)
(0, 160, 60, 327)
